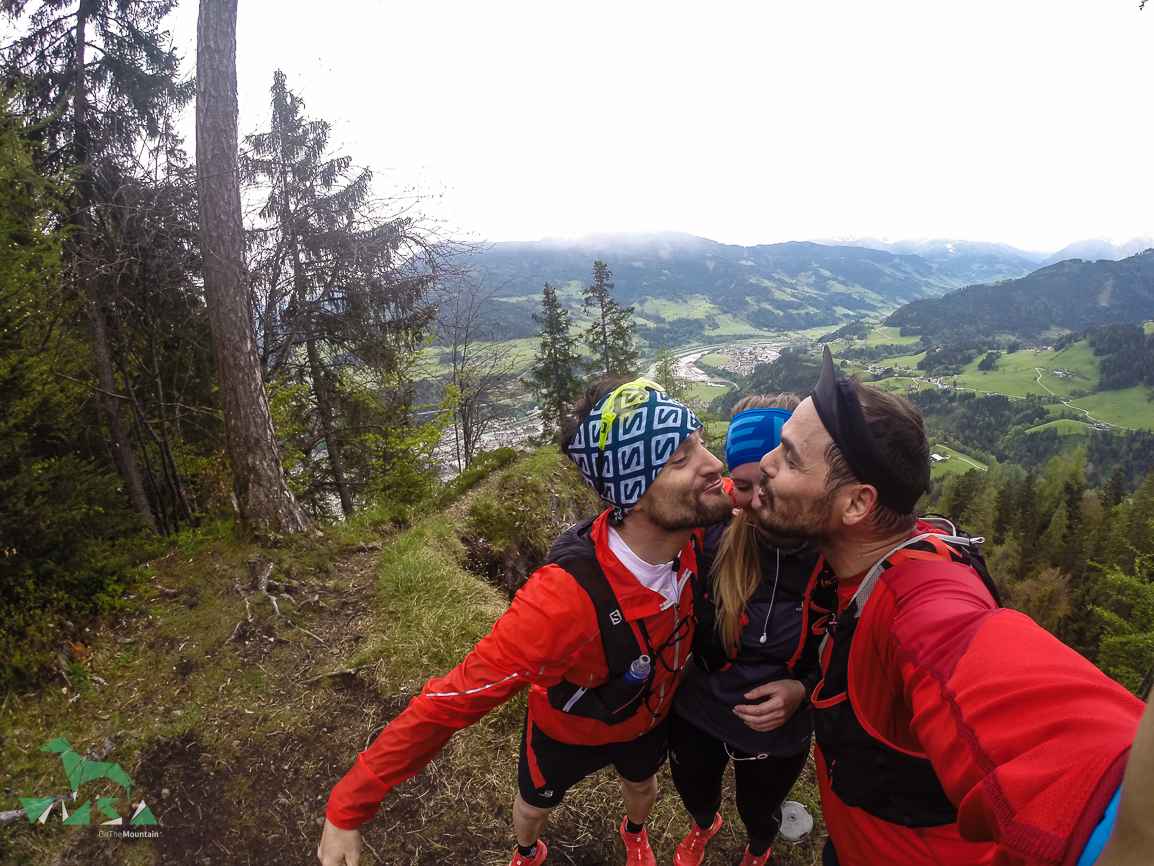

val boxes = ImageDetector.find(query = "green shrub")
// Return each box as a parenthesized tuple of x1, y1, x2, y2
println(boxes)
(466, 449, 601, 556)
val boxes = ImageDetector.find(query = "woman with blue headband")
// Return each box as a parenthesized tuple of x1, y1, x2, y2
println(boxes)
(667, 394, 836, 866)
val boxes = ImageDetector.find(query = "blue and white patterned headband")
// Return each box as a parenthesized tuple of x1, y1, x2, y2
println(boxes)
(565, 379, 703, 521)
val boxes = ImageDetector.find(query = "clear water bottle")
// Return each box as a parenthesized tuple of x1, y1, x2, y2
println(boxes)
(622, 654, 651, 683)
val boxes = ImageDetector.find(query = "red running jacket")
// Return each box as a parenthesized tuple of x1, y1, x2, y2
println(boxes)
(814, 521, 1145, 866)
(326, 509, 701, 830)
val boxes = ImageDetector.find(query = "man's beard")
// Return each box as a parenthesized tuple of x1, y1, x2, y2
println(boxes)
(754, 480, 835, 543)
(649, 482, 734, 532)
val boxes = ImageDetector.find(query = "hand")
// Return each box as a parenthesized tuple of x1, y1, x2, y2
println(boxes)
(317, 819, 362, 866)
(732, 679, 806, 732)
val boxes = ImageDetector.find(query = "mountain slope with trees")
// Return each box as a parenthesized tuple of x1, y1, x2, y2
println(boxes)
(886, 251, 1154, 342)
(466, 233, 977, 340)
(811, 237, 1044, 284)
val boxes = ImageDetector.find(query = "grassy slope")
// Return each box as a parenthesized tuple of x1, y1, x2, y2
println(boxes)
(1067, 386, 1154, 430)
(929, 445, 990, 479)
(863, 326, 923, 346)
(1026, 419, 1093, 436)
(0, 453, 826, 866)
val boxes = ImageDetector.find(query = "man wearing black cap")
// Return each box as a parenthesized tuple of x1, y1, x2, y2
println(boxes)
(318, 379, 734, 866)
(747, 347, 1146, 866)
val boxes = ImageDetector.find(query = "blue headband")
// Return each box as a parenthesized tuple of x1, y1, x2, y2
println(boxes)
(725, 408, 792, 470)
(566, 381, 703, 521)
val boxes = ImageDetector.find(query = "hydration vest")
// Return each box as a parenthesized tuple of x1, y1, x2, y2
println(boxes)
(543, 516, 699, 726)
(812, 518, 999, 828)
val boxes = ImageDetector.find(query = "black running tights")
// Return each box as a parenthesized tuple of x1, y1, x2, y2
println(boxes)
(667, 710, 809, 848)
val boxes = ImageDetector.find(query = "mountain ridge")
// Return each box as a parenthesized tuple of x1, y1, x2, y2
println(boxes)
(885, 251, 1154, 342)
(463, 234, 970, 340)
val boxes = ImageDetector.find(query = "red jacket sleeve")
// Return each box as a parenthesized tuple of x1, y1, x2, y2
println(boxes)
(326, 565, 597, 829)
(880, 561, 1144, 865)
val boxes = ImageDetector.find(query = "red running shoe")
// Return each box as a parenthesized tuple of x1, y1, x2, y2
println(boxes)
(508, 840, 548, 866)
(740, 844, 773, 866)
(620, 817, 657, 866)
(673, 813, 722, 866)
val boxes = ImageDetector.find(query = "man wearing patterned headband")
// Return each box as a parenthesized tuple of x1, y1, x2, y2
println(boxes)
(318, 378, 733, 866)
(746, 346, 1146, 866)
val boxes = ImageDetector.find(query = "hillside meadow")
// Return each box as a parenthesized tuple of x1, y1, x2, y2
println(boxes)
(929, 445, 989, 479)
(832, 336, 1154, 433)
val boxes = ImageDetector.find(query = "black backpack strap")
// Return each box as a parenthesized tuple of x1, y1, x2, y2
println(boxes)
(920, 514, 1003, 608)
(546, 515, 598, 564)
(556, 556, 644, 675)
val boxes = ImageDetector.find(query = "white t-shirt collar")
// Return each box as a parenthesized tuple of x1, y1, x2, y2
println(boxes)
(606, 525, 680, 609)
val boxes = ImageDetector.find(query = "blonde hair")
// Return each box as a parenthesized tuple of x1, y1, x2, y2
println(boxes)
(714, 393, 800, 655)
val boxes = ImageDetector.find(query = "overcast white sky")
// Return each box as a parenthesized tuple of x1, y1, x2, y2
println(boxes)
(167, 0, 1152, 253)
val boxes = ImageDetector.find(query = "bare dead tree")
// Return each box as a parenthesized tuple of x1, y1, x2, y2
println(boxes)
(435, 271, 520, 470)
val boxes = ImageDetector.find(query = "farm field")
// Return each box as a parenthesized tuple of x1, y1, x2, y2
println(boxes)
(830, 333, 1154, 432)
(697, 352, 732, 366)
(878, 350, 926, 369)
(869, 376, 934, 395)
(686, 382, 729, 405)
(1067, 386, 1153, 431)
(414, 337, 539, 378)
(865, 325, 923, 346)
(709, 313, 773, 335)
(636, 295, 719, 321)
(929, 444, 988, 479)
(1026, 418, 1093, 436)
(954, 344, 1101, 400)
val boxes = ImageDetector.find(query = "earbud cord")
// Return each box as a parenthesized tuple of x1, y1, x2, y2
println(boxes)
(759, 546, 781, 644)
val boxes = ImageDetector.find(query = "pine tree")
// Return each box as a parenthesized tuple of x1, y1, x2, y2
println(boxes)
(527, 282, 582, 436)
(581, 260, 637, 378)
(1103, 465, 1128, 510)
(244, 71, 448, 513)
(1093, 552, 1154, 695)
(244, 70, 368, 515)
(0, 100, 140, 686)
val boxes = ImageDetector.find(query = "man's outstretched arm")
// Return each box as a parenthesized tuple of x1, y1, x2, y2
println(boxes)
(315, 564, 592, 851)
(1096, 695, 1154, 866)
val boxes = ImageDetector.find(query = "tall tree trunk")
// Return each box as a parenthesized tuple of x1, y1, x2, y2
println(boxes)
(195, 0, 309, 533)
(74, 4, 158, 533)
